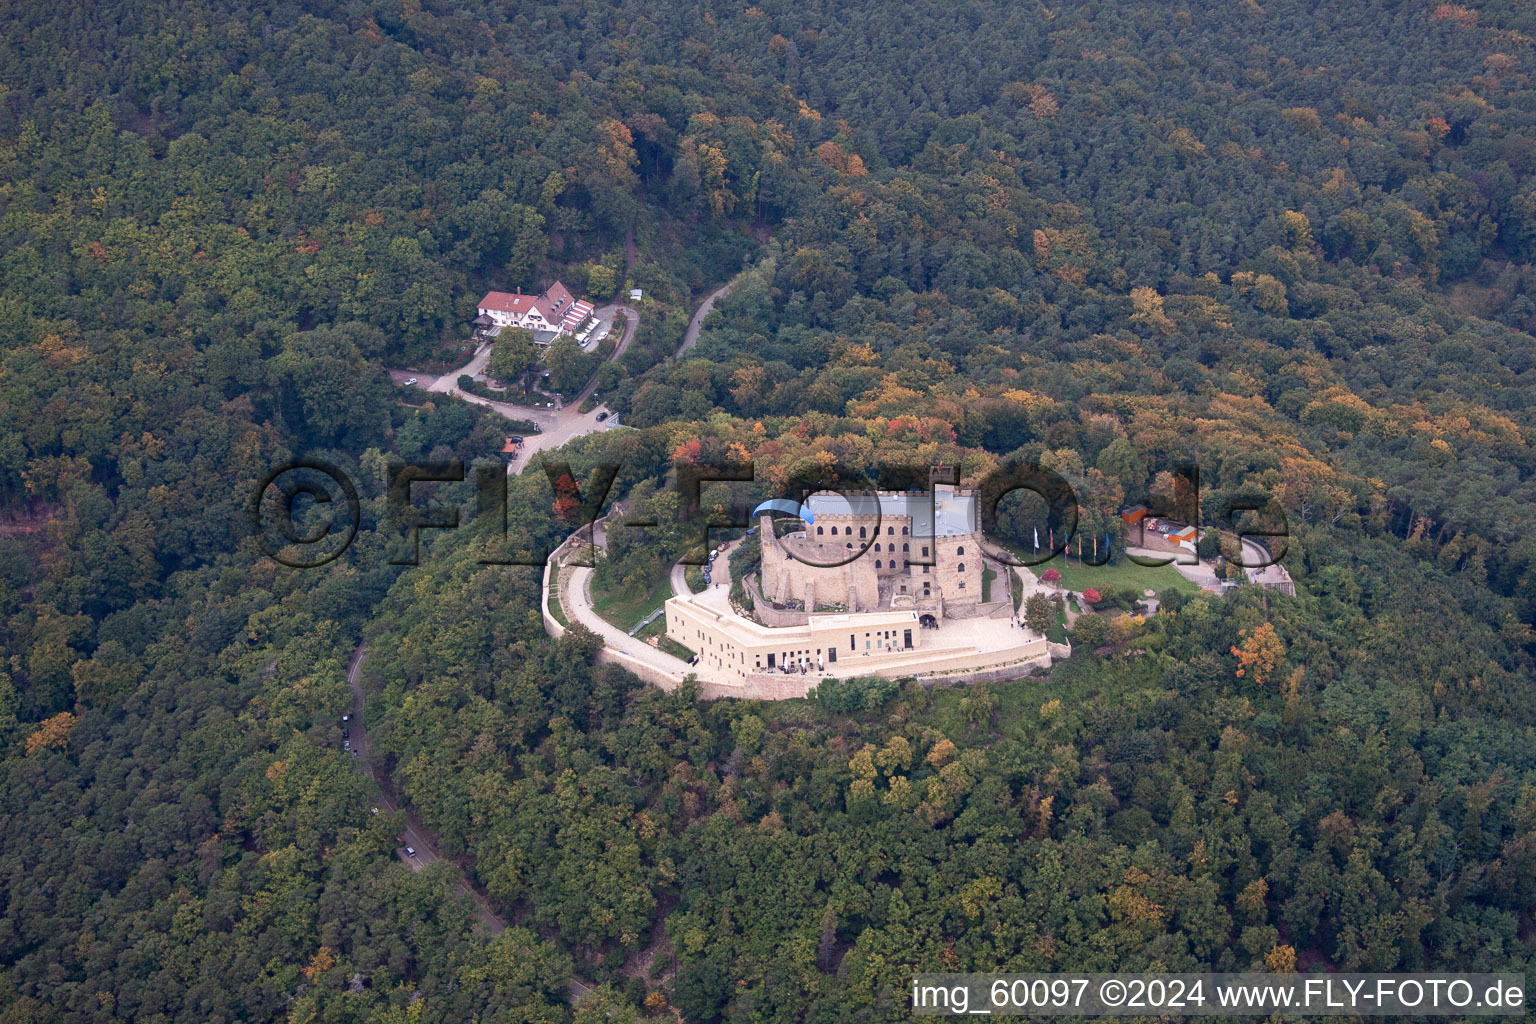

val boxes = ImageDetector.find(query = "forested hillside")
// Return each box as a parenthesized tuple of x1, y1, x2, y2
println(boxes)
(2, 0, 1535, 1021)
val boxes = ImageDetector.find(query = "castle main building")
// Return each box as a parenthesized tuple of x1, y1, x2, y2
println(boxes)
(759, 486, 984, 622)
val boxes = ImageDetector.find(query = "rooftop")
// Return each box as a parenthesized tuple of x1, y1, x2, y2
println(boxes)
(802, 486, 977, 537)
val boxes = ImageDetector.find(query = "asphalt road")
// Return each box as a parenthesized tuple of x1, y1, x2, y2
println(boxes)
(345, 645, 502, 932)
(390, 305, 637, 474)
(677, 281, 734, 355)
(345, 643, 606, 1004)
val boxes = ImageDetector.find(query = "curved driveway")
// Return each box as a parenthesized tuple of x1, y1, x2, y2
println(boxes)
(677, 281, 734, 355)
(395, 304, 637, 467)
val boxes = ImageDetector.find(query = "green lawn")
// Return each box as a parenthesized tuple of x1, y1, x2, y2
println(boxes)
(591, 573, 671, 633)
(1049, 604, 1068, 644)
(1040, 556, 1202, 597)
(636, 614, 695, 661)
(982, 566, 997, 604)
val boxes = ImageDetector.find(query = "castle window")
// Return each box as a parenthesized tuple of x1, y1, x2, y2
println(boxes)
(874, 543, 881, 551)
(830, 526, 838, 535)
(888, 526, 894, 535)
(903, 543, 909, 552)
(875, 560, 882, 568)
(957, 546, 965, 556)
(958, 581, 966, 589)
(859, 526, 866, 538)
(922, 546, 929, 556)
(902, 526, 909, 535)
(958, 563, 965, 572)
(847, 543, 853, 549)
(817, 526, 823, 535)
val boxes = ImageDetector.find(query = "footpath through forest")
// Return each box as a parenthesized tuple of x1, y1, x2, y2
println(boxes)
(351, 277, 739, 1005)
(344, 644, 603, 1007)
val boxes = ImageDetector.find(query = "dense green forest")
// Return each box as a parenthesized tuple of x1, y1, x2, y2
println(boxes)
(2, 0, 1536, 1020)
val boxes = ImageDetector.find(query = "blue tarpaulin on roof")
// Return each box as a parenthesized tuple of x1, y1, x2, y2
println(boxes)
(751, 498, 812, 523)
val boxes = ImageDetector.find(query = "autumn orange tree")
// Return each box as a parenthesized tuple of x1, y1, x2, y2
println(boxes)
(1231, 622, 1286, 689)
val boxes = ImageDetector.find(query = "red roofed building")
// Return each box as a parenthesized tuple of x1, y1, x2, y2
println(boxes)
(476, 281, 592, 341)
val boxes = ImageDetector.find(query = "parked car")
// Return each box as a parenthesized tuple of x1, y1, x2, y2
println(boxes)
(343, 740, 350, 751)
(404, 846, 417, 857)
(341, 727, 349, 739)
(403, 377, 417, 386)
(596, 411, 608, 422)
(509, 436, 523, 444)
(341, 714, 350, 723)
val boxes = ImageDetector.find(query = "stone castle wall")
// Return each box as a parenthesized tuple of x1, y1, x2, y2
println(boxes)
(759, 515, 880, 611)
(759, 512, 988, 614)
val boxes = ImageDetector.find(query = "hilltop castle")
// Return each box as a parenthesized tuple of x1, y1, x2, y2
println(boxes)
(663, 485, 1067, 690)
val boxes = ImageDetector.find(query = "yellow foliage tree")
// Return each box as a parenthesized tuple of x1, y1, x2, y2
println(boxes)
(302, 946, 336, 983)
(814, 141, 868, 177)
(1265, 943, 1297, 973)
(1231, 622, 1285, 689)
(1129, 286, 1176, 335)
(25, 711, 77, 756)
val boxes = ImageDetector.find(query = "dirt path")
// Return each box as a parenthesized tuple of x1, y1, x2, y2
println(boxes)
(344, 644, 603, 1005)
(677, 280, 735, 356)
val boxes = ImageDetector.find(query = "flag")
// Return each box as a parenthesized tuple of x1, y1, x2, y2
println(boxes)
(1033, 527, 1039, 551)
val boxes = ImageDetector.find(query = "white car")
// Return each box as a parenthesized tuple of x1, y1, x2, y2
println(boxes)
(403, 377, 418, 386)
(404, 846, 417, 857)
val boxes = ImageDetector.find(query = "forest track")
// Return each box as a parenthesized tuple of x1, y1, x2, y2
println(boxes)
(344, 643, 603, 1007)
(677, 279, 735, 356)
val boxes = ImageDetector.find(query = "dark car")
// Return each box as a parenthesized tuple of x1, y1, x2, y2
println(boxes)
(596, 411, 609, 422)
(509, 436, 523, 444)
(341, 727, 349, 739)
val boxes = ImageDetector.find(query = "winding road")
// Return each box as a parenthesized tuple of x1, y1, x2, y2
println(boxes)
(345, 644, 603, 1004)
(391, 271, 738, 475)
(394, 303, 637, 468)
(320, 270, 745, 1021)
(354, 275, 737, 1004)
(677, 280, 734, 355)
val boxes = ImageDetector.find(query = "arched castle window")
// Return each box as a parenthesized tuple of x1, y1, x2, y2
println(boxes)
(902, 526, 909, 535)
(859, 526, 866, 538)
(903, 543, 909, 552)
(888, 526, 894, 535)
(830, 526, 838, 535)
(958, 562, 965, 572)
(874, 542, 881, 551)
(846, 543, 853, 549)
(957, 546, 965, 556)
(875, 560, 882, 568)
(817, 526, 823, 535)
